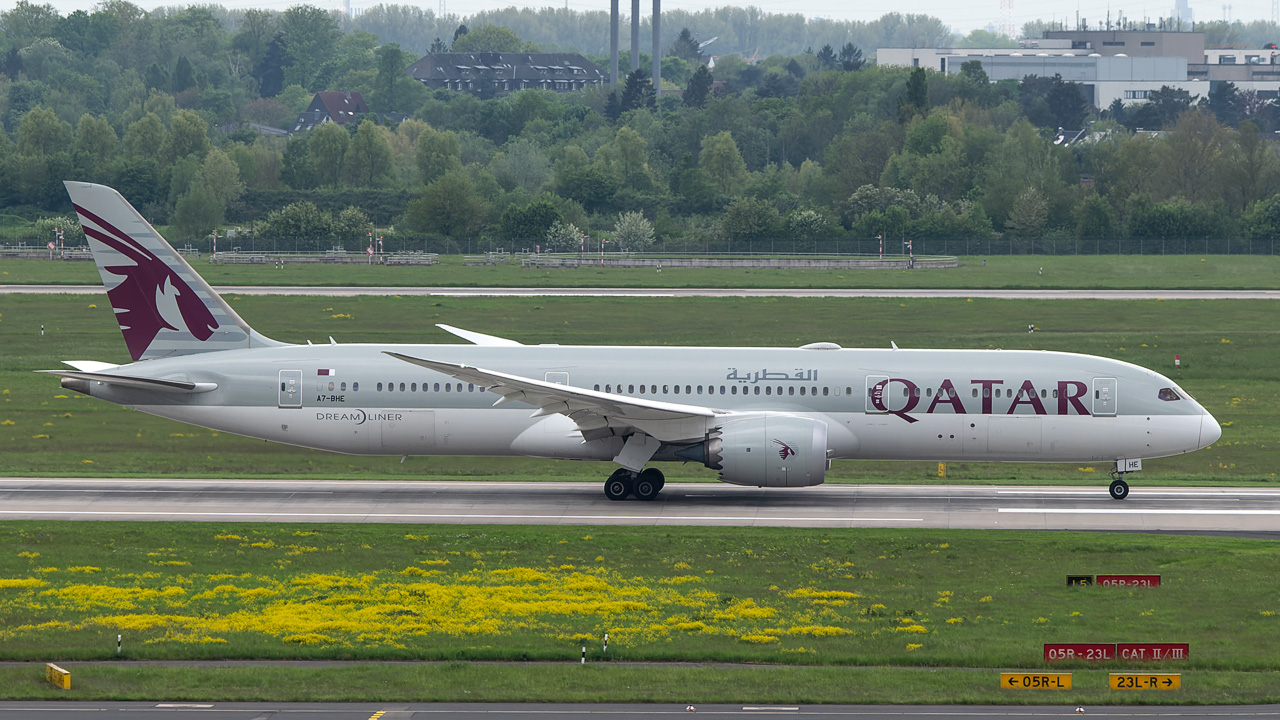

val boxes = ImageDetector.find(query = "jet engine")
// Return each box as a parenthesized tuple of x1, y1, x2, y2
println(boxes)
(676, 414, 828, 487)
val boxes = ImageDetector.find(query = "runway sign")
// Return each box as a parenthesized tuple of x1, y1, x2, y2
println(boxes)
(1110, 673, 1181, 690)
(1118, 643, 1188, 660)
(45, 663, 70, 689)
(1066, 575, 1093, 586)
(1097, 574, 1160, 587)
(1001, 673, 1072, 689)
(1045, 643, 1115, 661)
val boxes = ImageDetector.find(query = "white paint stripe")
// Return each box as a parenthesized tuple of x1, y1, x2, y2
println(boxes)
(999, 508, 1280, 515)
(0, 510, 925, 522)
(998, 490, 1280, 497)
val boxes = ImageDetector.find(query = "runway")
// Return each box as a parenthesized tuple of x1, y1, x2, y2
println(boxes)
(2, 703, 1278, 720)
(2, 479, 1277, 534)
(6, 285, 1280, 299)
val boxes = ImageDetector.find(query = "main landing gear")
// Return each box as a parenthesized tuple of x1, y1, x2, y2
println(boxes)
(604, 467, 665, 501)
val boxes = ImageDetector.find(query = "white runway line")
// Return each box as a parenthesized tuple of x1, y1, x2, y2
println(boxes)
(0, 510, 926, 522)
(999, 508, 1280, 515)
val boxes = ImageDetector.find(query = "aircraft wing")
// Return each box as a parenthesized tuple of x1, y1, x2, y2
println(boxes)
(36, 369, 218, 393)
(385, 352, 722, 442)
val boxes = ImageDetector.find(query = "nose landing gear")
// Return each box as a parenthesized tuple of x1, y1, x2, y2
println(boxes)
(604, 467, 665, 501)
(1108, 463, 1131, 500)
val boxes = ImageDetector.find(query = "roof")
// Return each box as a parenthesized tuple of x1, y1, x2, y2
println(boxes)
(404, 52, 606, 84)
(292, 91, 371, 133)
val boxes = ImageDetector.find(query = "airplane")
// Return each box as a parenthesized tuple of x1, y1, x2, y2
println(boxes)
(41, 181, 1221, 502)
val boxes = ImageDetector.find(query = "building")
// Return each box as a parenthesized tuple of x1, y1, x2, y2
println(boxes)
(292, 91, 371, 133)
(404, 52, 606, 95)
(878, 30, 1280, 109)
(290, 91, 410, 134)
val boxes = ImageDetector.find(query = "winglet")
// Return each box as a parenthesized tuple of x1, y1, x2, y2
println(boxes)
(435, 324, 523, 346)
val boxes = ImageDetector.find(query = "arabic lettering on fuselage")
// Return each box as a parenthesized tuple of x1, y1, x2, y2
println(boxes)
(725, 368, 818, 384)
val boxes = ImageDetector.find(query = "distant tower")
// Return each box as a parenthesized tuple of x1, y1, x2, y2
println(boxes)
(1174, 0, 1193, 26)
(999, 0, 1016, 40)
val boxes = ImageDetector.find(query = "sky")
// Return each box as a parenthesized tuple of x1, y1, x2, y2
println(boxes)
(4, 0, 1278, 37)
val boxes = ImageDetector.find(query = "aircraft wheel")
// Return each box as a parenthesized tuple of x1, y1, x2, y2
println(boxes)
(605, 469, 633, 501)
(634, 468, 664, 501)
(1109, 478, 1130, 501)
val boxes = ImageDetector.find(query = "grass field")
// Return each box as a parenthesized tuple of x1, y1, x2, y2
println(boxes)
(5, 254, 1280, 289)
(0, 293, 1268, 484)
(0, 522, 1276, 703)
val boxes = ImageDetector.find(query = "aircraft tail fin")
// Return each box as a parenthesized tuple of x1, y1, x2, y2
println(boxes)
(64, 181, 286, 361)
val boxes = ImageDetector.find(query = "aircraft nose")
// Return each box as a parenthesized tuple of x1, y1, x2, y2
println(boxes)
(1200, 413, 1222, 448)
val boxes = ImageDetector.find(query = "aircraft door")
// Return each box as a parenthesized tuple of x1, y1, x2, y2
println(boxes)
(1093, 377, 1117, 416)
(278, 369, 302, 408)
(865, 375, 889, 413)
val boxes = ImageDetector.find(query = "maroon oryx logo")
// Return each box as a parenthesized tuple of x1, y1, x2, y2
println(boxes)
(74, 202, 219, 360)
(773, 439, 796, 460)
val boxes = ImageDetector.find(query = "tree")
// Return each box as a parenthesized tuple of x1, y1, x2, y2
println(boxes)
(498, 199, 562, 244)
(404, 171, 490, 240)
(1073, 192, 1116, 242)
(160, 110, 209, 164)
(699, 131, 747, 195)
(543, 220, 582, 251)
(279, 5, 341, 89)
(786, 209, 828, 245)
(684, 64, 712, 108)
(489, 138, 550, 193)
(1155, 107, 1228, 204)
(1004, 186, 1048, 251)
(172, 55, 197, 92)
(428, 37, 449, 53)
(1225, 120, 1280, 210)
(172, 183, 221, 240)
(332, 206, 371, 245)
(815, 44, 837, 70)
(1206, 80, 1241, 126)
(612, 211, 654, 251)
(308, 121, 350, 188)
(258, 200, 333, 250)
(342, 120, 394, 187)
(720, 196, 780, 246)
(619, 68, 656, 113)
(669, 28, 701, 62)
(280, 135, 315, 190)
(451, 24, 527, 52)
(838, 43, 864, 71)
(898, 67, 928, 122)
(414, 125, 462, 183)
(75, 113, 117, 162)
(16, 105, 72, 156)
(1148, 85, 1193, 128)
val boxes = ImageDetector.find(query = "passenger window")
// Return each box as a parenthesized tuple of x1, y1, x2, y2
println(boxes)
(902, 387, 909, 397)
(800, 387, 806, 396)
(845, 386, 852, 395)
(377, 382, 383, 391)
(720, 386, 726, 394)
(340, 382, 347, 391)
(663, 385, 669, 393)
(445, 383, 452, 392)
(400, 383, 406, 392)
(1040, 389, 1047, 398)
(685, 385, 691, 394)
(639, 385, 645, 394)
(823, 387, 829, 396)
(754, 387, 761, 395)
(411, 383, 417, 392)
(594, 384, 600, 391)
(606, 384, 612, 392)
(280, 382, 286, 391)
(651, 385, 657, 394)
(765, 386, 772, 396)
(352, 382, 359, 391)
(328, 382, 335, 391)
(1158, 388, 1182, 401)
(673, 385, 680, 394)
(468, 384, 474, 392)
(788, 386, 795, 396)
(434, 383, 440, 391)
(926, 388, 933, 397)
(697, 386, 703, 394)
(629, 384, 635, 394)
(972, 389, 978, 398)
(983, 388, 990, 398)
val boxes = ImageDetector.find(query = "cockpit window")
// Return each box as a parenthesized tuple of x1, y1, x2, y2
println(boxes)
(1158, 388, 1182, 401)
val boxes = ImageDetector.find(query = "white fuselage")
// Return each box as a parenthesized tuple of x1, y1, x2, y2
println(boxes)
(85, 343, 1219, 468)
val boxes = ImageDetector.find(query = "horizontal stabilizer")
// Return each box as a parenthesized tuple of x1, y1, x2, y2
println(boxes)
(36, 369, 217, 393)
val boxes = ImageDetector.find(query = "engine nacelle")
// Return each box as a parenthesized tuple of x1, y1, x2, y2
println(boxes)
(679, 414, 828, 487)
